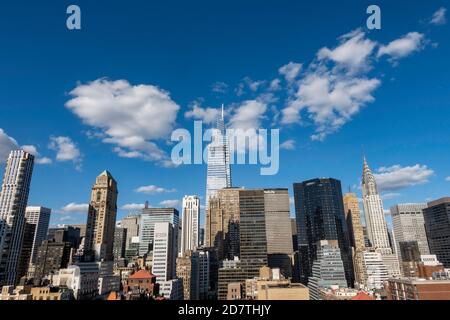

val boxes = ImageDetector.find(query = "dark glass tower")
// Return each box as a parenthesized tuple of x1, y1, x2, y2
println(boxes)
(293, 178, 354, 287)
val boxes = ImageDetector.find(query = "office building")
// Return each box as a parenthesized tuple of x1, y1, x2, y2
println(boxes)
(52, 262, 99, 300)
(423, 198, 450, 267)
(25, 207, 51, 264)
(264, 189, 293, 278)
(139, 206, 179, 256)
(360, 250, 389, 290)
(180, 196, 200, 256)
(197, 248, 211, 300)
(205, 188, 241, 260)
(176, 250, 199, 300)
(84, 171, 118, 262)
(113, 227, 127, 261)
(152, 222, 177, 282)
(0, 150, 34, 285)
(386, 277, 450, 300)
(218, 257, 245, 300)
(307, 240, 348, 300)
(293, 178, 353, 286)
(120, 214, 140, 250)
(391, 203, 429, 266)
(32, 238, 72, 286)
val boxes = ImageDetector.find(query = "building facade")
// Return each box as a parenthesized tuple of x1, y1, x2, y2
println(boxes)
(423, 198, 450, 268)
(139, 207, 179, 256)
(293, 178, 353, 287)
(180, 196, 200, 256)
(361, 158, 400, 277)
(391, 203, 429, 264)
(25, 207, 51, 265)
(0, 150, 34, 286)
(307, 240, 348, 300)
(84, 171, 118, 262)
(152, 222, 177, 282)
(205, 105, 232, 208)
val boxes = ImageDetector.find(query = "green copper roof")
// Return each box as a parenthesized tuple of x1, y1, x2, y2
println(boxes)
(99, 170, 113, 178)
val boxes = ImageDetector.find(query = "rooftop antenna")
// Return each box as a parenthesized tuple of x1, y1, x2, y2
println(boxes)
(221, 103, 224, 119)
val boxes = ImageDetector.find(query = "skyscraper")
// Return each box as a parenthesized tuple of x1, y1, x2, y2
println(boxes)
(152, 222, 183, 300)
(25, 206, 51, 264)
(0, 150, 34, 286)
(205, 188, 241, 260)
(423, 198, 450, 268)
(205, 105, 232, 208)
(176, 250, 200, 300)
(113, 226, 127, 262)
(264, 189, 293, 278)
(293, 178, 353, 287)
(120, 213, 140, 250)
(343, 193, 365, 286)
(361, 158, 391, 252)
(139, 206, 179, 256)
(343, 193, 365, 251)
(180, 195, 200, 256)
(361, 157, 401, 277)
(391, 203, 430, 265)
(84, 170, 118, 262)
(152, 222, 176, 282)
(239, 189, 268, 279)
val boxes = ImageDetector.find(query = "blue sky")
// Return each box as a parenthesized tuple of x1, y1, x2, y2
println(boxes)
(0, 0, 449, 227)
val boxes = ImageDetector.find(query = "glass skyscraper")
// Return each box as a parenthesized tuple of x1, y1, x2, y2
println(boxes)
(205, 105, 232, 208)
(139, 206, 179, 256)
(293, 178, 354, 287)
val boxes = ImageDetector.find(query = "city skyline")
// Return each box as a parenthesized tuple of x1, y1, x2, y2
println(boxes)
(0, 1, 449, 230)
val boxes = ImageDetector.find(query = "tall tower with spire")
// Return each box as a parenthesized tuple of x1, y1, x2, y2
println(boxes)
(205, 105, 232, 208)
(361, 157, 401, 278)
(361, 157, 390, 252)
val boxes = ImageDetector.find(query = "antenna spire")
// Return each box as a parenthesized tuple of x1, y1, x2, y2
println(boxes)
(221, 103, 224, 119)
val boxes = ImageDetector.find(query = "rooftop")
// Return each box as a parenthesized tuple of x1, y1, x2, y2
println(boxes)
(128, 269, 155, 280)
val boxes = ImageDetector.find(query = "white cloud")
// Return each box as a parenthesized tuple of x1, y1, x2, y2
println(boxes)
(378, 32, 425, 62)
(281, 30, 381, 140)
(374, 164, 434, 192)
(0, 129, 51, 165)
(65, 78, 180, 166)
(282, 71, 380, 140)
(211, 81, 228, 93)
(160, 199, 180, 207)
(280, 139, 296, 150)
(230, 100, 267, 131)
(381, 192, 401, 200)
(445, 176, 450, 182)
(318, 29, 376, 73)
(430, 7, 447, 25)
(185, 103, 221, 124)
(121, 203, 146, 210)
(235, 77, 265, 96)
(269, 79, 281, 91)
(49, 136, 82, 169)
(228, 100, 268, 153)
(279, 62, 303, 82)
(135, 185, 176, 195)
(61, 202, 89, 213)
